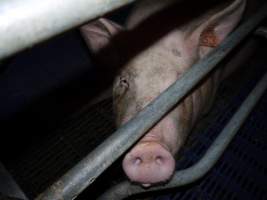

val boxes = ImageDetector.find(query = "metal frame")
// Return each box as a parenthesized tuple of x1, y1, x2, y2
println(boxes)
(35, 2, 267, 200)
(0, 0, 137, 61)
(0, 0, 266, 199)
(98, 71, 267, 200)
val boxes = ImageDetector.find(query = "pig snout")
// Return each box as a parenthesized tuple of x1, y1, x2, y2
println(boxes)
(122, 141, 175, 186)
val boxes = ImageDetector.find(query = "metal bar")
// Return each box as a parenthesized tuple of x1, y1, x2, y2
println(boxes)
(35, 3, 267, 200)
(0, 0, 138, 61)
(255, 26, 267, 39)
(98, 71, 267, 200)
(0, 162, 29, 200)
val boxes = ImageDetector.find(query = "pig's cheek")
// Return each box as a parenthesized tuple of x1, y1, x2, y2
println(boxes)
(164, 126, 182, 155)
(141, 115, 175, 154)
(119, 104, 138, 125)
(114, 100, 128, 126)
(163, 107, 189, 154)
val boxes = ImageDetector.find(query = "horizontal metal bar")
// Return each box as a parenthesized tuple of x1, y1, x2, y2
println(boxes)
(35, 3, 267, 200)
(0, 0, 137, 61)
(98, 71, 267, 200)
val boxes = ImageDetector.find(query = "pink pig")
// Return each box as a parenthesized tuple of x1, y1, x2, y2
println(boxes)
(80, 0, 247, 186)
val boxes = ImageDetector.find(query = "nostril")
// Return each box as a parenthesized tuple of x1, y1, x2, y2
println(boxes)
(155, 156, 163, 165)
(133, 157, 142, 165)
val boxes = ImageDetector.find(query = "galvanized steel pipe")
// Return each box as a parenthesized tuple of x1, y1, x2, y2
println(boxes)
(98, 71, 267, 200)
(0, 0, 137, 61)
(35, 3, 267, 200)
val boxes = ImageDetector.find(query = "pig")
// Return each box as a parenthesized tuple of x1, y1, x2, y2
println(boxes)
(80, 0, 250, 187)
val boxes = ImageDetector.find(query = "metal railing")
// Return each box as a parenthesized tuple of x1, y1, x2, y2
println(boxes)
(34, 2, 267, 200)
(1, 0, 266, 199)
(98, 70, 267, 200)
(0, 0, 138, 61)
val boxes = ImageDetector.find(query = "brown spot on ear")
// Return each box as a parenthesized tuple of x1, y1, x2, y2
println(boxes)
(200, 25, 219, 47)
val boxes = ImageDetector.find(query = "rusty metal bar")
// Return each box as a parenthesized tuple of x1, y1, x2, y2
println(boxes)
(0, 0, 138, 61)
(35, 3, 267, 200)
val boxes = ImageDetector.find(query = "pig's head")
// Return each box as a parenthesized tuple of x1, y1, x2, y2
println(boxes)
(113, 49, 185, 186)
(80, 0, 246, 186)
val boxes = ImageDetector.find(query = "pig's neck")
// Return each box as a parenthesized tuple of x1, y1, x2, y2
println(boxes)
(179, 68, 222, 140)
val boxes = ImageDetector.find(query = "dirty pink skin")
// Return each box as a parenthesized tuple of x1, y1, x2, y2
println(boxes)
(80, 0, 246, 186)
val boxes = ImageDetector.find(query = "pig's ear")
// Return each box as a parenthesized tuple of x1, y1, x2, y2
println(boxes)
(187, 0, 246, 58)
(80, 18, 123, 54)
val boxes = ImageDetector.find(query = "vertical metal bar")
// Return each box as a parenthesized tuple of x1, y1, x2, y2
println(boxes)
(0, 0, 137, 61)
(35, 3, 267, 200)
(98, 71, 267, 200)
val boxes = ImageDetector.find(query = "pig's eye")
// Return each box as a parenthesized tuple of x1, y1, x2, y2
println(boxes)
(114, 76, 129, 101)
(119, 77, 129, 89)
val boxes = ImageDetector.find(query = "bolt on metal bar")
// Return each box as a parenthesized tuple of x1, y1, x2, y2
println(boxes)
(0, 0, 138, 61)
(35, 3, 267, 200)
(98, 70, 267, 200)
